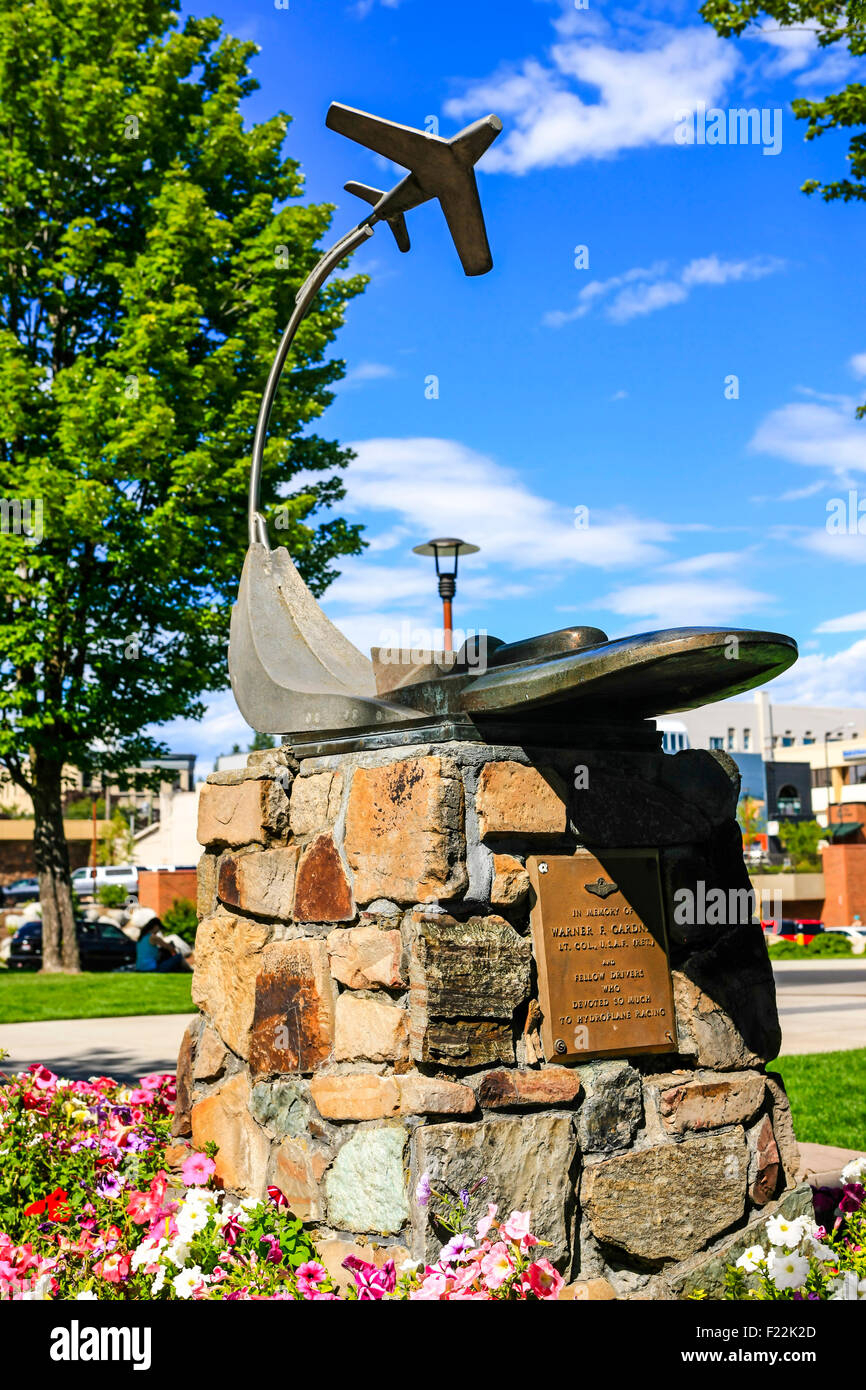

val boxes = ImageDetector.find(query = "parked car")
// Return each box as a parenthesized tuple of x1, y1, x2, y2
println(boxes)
(7, 919, 136, 971)
(762, 918, 826, 944)
(0, 877, 40, 906)
(70, 864, 138, 901)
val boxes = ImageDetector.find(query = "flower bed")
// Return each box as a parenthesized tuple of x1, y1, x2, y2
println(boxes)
(0, 1065, 563, 1300)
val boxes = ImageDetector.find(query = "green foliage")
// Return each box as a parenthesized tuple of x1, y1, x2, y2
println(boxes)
(770, 1047, 866, 1149)
(64, 798, 105, 820)
(737, 794, 765, 846)
(0, 971, 193, 1023)
(248, 731, 277, 751)
(96, 883, 129, 908)
(767, 931, 853, 956)
(162, 896, 198, 946)
(777, 818, 825, 869)
(0, 0, 367, 798)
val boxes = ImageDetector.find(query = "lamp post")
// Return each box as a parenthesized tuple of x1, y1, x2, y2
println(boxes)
(411, 537, 479, 653)
(824, 722, 855, 824)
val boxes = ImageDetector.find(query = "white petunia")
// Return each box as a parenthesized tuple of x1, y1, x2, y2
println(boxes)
(151, 1265, 167, 1294)
(840, 1156, 866, 1185)
(164, 1238, 190, 1268)
(131, 1237, 166, 1272)
(176, 1204, 210, 1242)
(768, 1250, 810, 1290)
(735, 1245, 765, 1273)
(75, 1290, 99, 1300)
(805, 1236, 835, 1262)
(172, 1265, 203, 1300)
(765, 1213, 810, 1249)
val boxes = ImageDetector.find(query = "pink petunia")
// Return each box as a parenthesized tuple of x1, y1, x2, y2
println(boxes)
(480, 1242, 514, 1290)
(296, 1261, 328, 1285)
(500, 1210, 536, 1249)
(181, 1152, 216, 1187)
(475, 1203, 499, 1241)
(526, 1258, 564, 1299)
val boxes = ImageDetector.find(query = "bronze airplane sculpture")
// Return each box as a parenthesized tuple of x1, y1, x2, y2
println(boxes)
(228, 103, 797, 739)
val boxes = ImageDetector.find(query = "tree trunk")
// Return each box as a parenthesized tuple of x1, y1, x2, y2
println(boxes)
(31, 756, 80, 973)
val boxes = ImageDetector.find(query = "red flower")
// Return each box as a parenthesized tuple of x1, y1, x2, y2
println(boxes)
(267, 1186, 289, 1209)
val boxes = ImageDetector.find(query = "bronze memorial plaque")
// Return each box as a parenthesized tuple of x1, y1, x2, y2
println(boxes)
(527, 849, 676, 1062)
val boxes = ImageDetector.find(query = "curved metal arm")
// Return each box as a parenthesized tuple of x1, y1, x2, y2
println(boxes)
(248, 220, 376, 547)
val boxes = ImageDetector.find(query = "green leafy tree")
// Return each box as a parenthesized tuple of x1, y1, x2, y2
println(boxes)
(248, 731, 277, 752)
(0, 1, 367, 971)
(777, 818, 825, 868)
(700, 3, 866, 409)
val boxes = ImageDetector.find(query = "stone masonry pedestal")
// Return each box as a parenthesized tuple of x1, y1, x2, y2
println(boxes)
(175, 726, 807, 1298)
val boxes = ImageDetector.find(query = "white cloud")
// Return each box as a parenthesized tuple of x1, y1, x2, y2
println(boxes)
(750, 397, 866, 475)
(850, 352, 866, 379)
(339, 361, 397, 390)
(353, 0, 402, 17)
(337, 436, 672, 571)
(765, 637, 866, 707)
(597, 578, 772, 628)
(545, 254, 783, 327)
(816, 611, 866, 634)
(661, 550, 749, 576)
(445, 24, 739, 173)
(803, 530, 866, 564)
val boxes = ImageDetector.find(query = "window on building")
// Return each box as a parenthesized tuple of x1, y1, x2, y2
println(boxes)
(781, 730, 794, 748)
(727, 727, 736, 751)
(709, 736, 724, 750)
(811, 767, 832, 789)
(776, 784, 802, 816)
(850, 762, 866, 785)
(743, 728, 751, 750)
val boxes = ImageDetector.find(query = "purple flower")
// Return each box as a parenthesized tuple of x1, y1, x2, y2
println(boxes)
(838, 1184, 864, 1216)
(415, 1173, 432, 1207)
(459, 1189, 470, 1208)
(261, 1235, 283, 1264)
(97, 1173, 124, 1199)
(440, 1232, 475, 1262)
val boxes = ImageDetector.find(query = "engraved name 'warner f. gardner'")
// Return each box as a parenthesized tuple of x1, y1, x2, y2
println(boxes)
(527, 850, 676, 1063)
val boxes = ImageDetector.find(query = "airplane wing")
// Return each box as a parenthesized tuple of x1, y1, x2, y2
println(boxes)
(452, 114, 503, 166)
(326, 103, 439, 171)
(438, 170, 494, 276)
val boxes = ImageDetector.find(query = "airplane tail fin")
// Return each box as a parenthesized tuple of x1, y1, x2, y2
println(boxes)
(344, 181, 411, 253)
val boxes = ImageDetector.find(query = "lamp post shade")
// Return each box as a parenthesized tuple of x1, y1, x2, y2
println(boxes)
(411, 538, 480, 652)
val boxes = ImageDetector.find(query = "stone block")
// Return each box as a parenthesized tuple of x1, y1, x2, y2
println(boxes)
(490, 853, 530, 905)
(576, 1060, 642, 1154)
(673, 922, 781, 1068)
(197, 853, 219, 920)
(476, 761, 567, 838)
(582, 1129, 747, 1263)
(667, 1183, 814, 1299)
(412, 1114, 577, 1267)
(269, 1137, 330, 1222)
(172, 1017, 199, 1138)
(655, 1071, 766, 1134)
(217, 846, 299, 920)
(248, 939, 336, 1076)
(190, 1072, 270, 1197)
(197, 778, 289, 849)
(193, 1026, 228, 1084)
(334, 993, 409, 1064)
(476, 1067, 581, 1109)
(559, 1279, 617, 1301)
(249, 1079, 310, 1139)
(749, 1115, 782, 1206)
(310, 1074, 401, 1120)
(396, 1075, 476, 1116)
(290, 772, 341, 837)
(408, 912, 530, 1067)
(325, 1126, 409, 1235)
(765, 1072, 801, 1184)
(326, 926, 405, 990)
(344, 756, 467, 904)
(191, 913, 271, 1060)
(293, 834, 354, 923)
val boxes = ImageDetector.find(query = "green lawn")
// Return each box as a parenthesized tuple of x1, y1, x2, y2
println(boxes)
(770, 1049, 866, 1153)
(0, 970, 194, 1023)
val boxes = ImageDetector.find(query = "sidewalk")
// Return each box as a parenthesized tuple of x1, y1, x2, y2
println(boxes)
(0, 1012, 193, 1083)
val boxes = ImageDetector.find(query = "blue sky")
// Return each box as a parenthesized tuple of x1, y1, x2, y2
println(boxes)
(162, 0, 866, 763)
